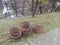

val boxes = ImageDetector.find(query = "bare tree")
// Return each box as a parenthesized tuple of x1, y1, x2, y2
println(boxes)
(32, 0, 35, 17)
(34, 0, 38, 13)
(48, 0, 56, 12)
(11, 0, 18, 17)
(31, 0, 39, 17)
(21, 0, 25, 16)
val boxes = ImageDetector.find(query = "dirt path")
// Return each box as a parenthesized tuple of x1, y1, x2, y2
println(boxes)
(28, 28, 60, 45)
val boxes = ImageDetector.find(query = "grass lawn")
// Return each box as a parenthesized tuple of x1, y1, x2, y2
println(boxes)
(0, 12, 60, 45)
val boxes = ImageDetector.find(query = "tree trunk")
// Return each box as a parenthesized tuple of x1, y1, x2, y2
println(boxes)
(14, 0, 17, 17)
(11, 0, 18, 17)
(32, 0, 35, 17)
(34, 0, 38, 13)
(21, 0, 25, 16)
(32, 0, 38, 17)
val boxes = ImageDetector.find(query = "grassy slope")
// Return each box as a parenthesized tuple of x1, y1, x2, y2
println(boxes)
(0, 12, 60, 45)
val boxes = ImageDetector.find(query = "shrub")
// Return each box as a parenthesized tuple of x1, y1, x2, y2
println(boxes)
(9, 27, 22, 39)
(20, 21, 30, 29)
(22, 28, 32, 36)
(32, 25, 42, 33)
(9, 21, 43, 40)
(20, 21, 32, 36)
